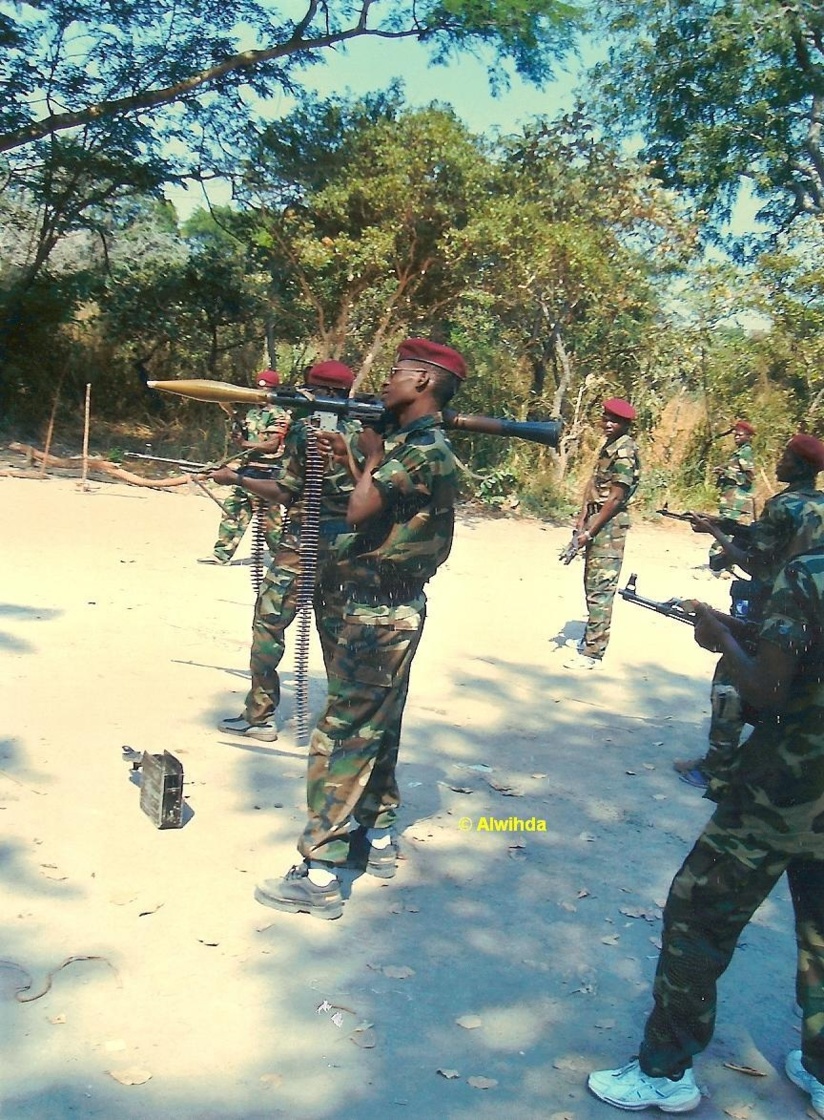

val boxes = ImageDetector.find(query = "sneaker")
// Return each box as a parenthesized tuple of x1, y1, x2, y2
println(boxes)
(563, 652, 600, 671)
(197, 555, 230, 565)
(678, 768, 708, 789)
(218, 715, 278, 742)
(366, 838, 400, 880)
(588, 1060, 700, 1112)
(673, 757, 705, 775)
(786, 1050, 824, 1118)
(254, 864, 343, 920)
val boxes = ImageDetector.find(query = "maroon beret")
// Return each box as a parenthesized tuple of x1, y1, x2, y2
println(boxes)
(396, 338, 467, 380)
(308, 360, 354, 390)
(602, 397, 636, 422)
(787, 433, 824, 472)
(256, 369, 280, 388)
(733, 419, 755, 436)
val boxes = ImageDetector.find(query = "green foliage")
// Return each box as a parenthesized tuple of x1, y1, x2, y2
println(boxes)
(591, 0, 824, 233)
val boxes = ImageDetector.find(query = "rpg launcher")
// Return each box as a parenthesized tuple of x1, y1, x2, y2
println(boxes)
(146, 379, 563, 450)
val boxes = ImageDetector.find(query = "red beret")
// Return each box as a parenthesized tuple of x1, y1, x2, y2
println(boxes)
(396, 338, 467, 380)
(602, 397, 636, 422)
(308, 360, 354, 390)
(787, 433, 824, 472)
(733, 419, 755, 436)
(256, 369, 280, 388)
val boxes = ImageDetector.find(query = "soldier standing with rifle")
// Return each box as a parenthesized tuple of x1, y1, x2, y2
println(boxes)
(197, 368, 288, 566)
(208, 360, 360, 743)
(707, 418, 756, 571)
(563, 398, 641, 671)
(674, 432, 824, 789)
(587, 546, 824, 1117)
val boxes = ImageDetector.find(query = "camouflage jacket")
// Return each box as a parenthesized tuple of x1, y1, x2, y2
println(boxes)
(715, 549, 824, 856)
(240, 403, 289, 466)
(334, 414, 458, 599)
(588, 432, 641, 510)
(716, 441, 755, 522)
(745, 483, 824, 584)
(276, 415, 362, 551)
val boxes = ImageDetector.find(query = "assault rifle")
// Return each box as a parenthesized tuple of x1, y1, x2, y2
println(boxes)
(146, 379, 563, 449)
(657, 505, 753, 542)
(559, 533, 582, 565)
(619, 573, 759, 648)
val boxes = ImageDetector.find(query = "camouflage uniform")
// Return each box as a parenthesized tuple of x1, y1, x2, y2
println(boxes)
(212, 404, 287, 562)
(244, 414, 361, 725)
(708, 440, 755, 569)
(639, 549, 824, 1082)
(297, 414, 458, 866)
(703, 483, 824, 786)
(716, 440, 756, 522)
(581, 432, 641, 659)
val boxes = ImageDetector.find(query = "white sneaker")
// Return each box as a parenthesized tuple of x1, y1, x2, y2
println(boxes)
(563, 651, 600, 670)
(588, 1060, 700, 1112)
(786, 1050, 824, 1117)
(218, 715, 278, 742)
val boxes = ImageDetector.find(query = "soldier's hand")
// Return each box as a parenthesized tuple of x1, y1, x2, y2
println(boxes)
(687, 512, 713, 534)
(208, 467, 239, 486)
(693, 602, 726, 653)
(315, 431, 347, 463)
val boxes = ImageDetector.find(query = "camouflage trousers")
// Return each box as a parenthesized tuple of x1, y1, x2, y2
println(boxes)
(213, 488, 281, 562)
(582, 513, 629, 659)
(701, 655, 745, 784)
(639, 808, 824, 1081)
(297, 599, 426, 866)
(244, 545, 346, 725)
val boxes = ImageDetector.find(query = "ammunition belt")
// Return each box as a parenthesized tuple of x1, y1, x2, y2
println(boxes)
(344, 582, 424, 607)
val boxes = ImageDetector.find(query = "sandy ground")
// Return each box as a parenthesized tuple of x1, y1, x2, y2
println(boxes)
(0, 460, 813, 1120)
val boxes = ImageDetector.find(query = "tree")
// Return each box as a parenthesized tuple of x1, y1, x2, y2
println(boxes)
(235, 89, 494, 384)
(0, 1, 583, 156)
(591, 0, 824, 234)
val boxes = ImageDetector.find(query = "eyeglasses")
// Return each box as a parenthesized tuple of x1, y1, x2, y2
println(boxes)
(389, 365, 428, 376)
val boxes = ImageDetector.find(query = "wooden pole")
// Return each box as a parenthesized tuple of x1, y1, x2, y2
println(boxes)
(80, 383, 91, 491)
(39, 372, 65, 479)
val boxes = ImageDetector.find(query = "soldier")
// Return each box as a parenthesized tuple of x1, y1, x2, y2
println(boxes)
(210, 360, 360, 742)
(253, 337, 466, 920)
(708, 418, 756, 570)
(197, 368, 288, 565)
(587, 545, 824, 1117)
(563, 398, 641, 670)
(675, 432, 824, 789)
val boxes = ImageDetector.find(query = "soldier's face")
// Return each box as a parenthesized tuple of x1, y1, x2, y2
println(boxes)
(733, 429, 750, 446)
(601, 412, 629, 439)
(382, 361, 427, 410)
(776, 448, 806, 483)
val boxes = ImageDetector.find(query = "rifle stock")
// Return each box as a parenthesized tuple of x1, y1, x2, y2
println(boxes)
(147, 379, 563, 450)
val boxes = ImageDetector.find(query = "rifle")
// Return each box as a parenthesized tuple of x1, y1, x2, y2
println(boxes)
(559, 533, 582, 565)
(146, 379, 563, 449)
(619, 573, 759, 648)
(657, 506, 753, 541)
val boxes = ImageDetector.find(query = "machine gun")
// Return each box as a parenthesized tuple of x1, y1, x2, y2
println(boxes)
(619, 573, 759, 649)
(145, 379, 563, 449)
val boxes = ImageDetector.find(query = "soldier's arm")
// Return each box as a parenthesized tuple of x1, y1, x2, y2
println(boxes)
(694, 605, 797, 710)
